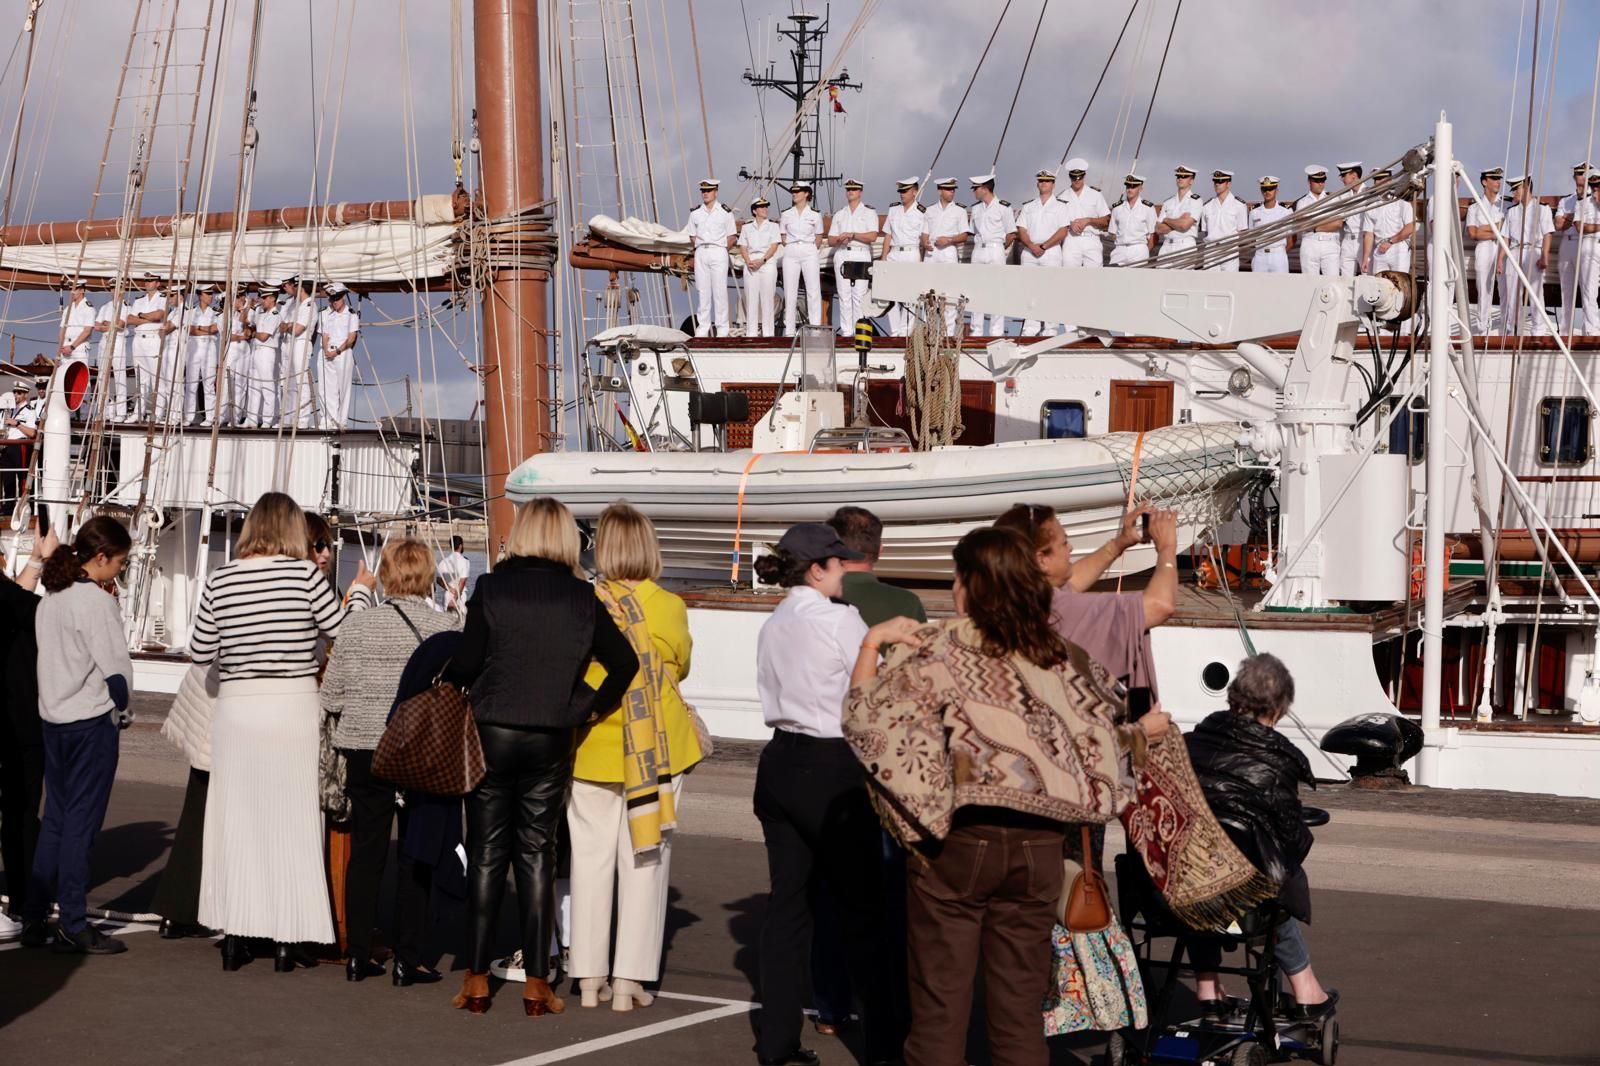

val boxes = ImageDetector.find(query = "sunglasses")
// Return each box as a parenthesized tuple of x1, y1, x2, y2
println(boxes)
(312, 540, 330, 552)
(1068, 171, 1087, 179)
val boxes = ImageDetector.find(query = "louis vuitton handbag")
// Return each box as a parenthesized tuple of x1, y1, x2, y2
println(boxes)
(372, 673, 486, 797)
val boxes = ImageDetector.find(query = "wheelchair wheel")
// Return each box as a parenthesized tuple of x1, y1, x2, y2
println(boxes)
(1104, 1031, 1133, 1066)
(1230, 1043, 1268, 1066)
(1315, 1018, 1340, 1065)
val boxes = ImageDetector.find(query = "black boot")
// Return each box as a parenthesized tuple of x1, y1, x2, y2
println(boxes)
(273, 942, 302, 972)
(346, 953, 385, 982)
(220, 935, 252, 972)
(391, 958, 442, 987)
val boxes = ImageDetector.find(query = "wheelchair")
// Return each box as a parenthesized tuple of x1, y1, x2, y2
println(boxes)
(1104, 806, 1338, 1066)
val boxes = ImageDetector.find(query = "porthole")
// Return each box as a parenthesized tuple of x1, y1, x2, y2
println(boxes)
(1201, 661, 1231, 695)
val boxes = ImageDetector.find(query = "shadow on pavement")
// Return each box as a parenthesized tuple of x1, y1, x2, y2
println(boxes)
(90, 820, 174, 914)
(0, 948, 86, 1029)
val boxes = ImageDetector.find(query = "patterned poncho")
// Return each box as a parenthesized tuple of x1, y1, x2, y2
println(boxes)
(843, 618, 1131, 847)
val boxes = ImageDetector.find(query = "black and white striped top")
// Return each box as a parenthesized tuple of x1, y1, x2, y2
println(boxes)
(190, 555, 345, 680)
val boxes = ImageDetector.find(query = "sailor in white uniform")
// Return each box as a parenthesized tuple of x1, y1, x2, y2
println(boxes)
(57, 278, 96, 363)
(1156, 164, 1202, 261)
(967, 173, 1015, 336)
(686, 178, 737, 338)
(739, 198, 782, 338)
(828, 178, 879, 336)
(1108, 174, 1157, 266)
(1465, 167, 1506, 334)
(317, 283, 361, 429)
(880, 177, 927, 337)
(1502, 174, 1555, 336)
(1555, 162, 1592, 335)
(780, 182, 824, 335)
(1200, 170, 1249, 271)
(1016, 169, 1068, 335)
(1249, 177, 1292, 273)
(924, 177, 970, 331)
(245, 287, 283, 427)
(221, 287, 254, 425)
(127, 273, 167, 421)
(93, 283, 133, 422)
(183, 283, 220, 425)
(1059, 157, 1109, 269)
(1335, 162, 1367, 276)
(1573, 172, 1600, 335)
(0, 380, 40, 513)
(278, 277, 319, 427)
(155, 284, 189, 423)
(1362, 169, 1416, 275)
(1294, 166, 1340, 276)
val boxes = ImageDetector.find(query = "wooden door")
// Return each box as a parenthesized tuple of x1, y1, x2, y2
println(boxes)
(863, 378, 996, 447)
(1108, 380, 1174, 433)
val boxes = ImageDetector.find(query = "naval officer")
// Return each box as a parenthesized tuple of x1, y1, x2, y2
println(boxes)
(780, 182, 824, 335)
(93, 283, 133, 422)
(1016, 168, 1068, 335)
(1502, 174, 1555, 336)
(687, 178, 738, 338)
(245, 286, 283, 426)
(1155, 163, 1202, 261)
(1249, 177, 1292, 273)
(1335, 162, 1367, 276)
(1555, 162, 1592, 334)
(740, 197, 782, 338)
(1362, 168, 1416, 275)
(1059, 157, 1109, 269)
(57, 279, 96, 362)
(924, 177, 970, 331)
(127, 273, 167, 420)
(317, 283, 361, 429)
(966, 173, 1015, 336)
(184, 283, 220, 426)
(1465, 167, 1506, 334)
(1200, 169, 1249, 271)
(1573, 172, 1600, 335)
(829, 179, 879, 337)
(1295, 165, 1341, 276)
(880, 177, 927, 337)
(1108, 174, 1157, 266)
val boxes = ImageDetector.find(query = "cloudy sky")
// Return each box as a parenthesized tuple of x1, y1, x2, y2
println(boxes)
(1, 0, 1598, 425)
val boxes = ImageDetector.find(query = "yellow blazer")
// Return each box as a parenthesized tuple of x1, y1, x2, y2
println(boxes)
(575, 579, 703, 783)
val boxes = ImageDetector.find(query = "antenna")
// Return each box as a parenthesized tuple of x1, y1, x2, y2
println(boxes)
(738, 8, 863, 193)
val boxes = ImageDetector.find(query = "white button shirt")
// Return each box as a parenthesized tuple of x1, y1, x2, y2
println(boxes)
(1293, 191, 1336, 239)
(924, 201, 971, 248)
(1249, 203, 1293, 253)
(1576, 197, 1600, 257)
(1158, 192, 1203, 249)
(686, 201, 738, 249)
(1017, 196, 1067, 243)
(1110, 198, 1158, 246)
(59, 298, 96, 353)
(319, 305, 360, 349)
(755, 585, 868, 739)
(289, 296, 317, 342)
(829, 203, 878, 257)
(1339, 184, 1369, 243)
(1504, 200, 1554, 247)
(1058, 185, 1111, 237)
(883, 203, 928, 250)
(187, 303, 217, 345)
(779, 205, 823, 245)
(1201, 194, 1250, 243)
(969, 198, 1017, 246)
(1464, 197, 1504, 234)
(252, 306, 284, 350)
(94, 298, 130, 351)
(4, 398, 40, 441)
(129, 293, 166, 335)
(1559, 191, 1585, 247)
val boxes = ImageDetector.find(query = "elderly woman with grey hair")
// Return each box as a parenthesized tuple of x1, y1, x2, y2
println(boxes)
(1184, 653, 1337, 1023)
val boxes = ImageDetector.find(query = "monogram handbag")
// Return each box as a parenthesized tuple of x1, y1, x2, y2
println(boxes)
(372, 675, 486, 797)
(1063, 824, 1113, 933)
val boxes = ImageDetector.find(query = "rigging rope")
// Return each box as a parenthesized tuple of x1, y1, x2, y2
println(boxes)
(903, 296, 965, 450)
(1056, 0, 1140, 170)
(1131, 0, 1182, 164)
(992, 0, 1045, 172)
(920, 0, 1014, 178)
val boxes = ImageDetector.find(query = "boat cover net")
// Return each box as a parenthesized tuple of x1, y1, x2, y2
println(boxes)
(1094, 423, 1262, 531)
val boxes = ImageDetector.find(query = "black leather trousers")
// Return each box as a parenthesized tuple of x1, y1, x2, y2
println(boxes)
(464, 722, 575, 974)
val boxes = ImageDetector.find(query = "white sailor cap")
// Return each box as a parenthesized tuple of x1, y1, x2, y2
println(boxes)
(843, 178, 864, 190)
(1035, 168, 1058, 181)
(194, 282, 216, 293)
(1212, 169, 1234, 181)
(1304, 164, 1328, 180)
(62, 276, 87, 289)
(750, 197, 771, 210)
(1575, 162, 1593, 173)
(278, 275, 300, 288)
(698, 178, 720, 190)
(1123, 173, 1145, 186)
(1064, 157, 1088, 175)
(1336, 161, 1363, 174)
(325, 281, 350, 297)
(259, 285, 280, 298)
(1507, 173, 1530, 187)
(139, 271, 161, 281)
(969, 172, 996, 186)
(935, 177, 957, 189)
(1260, 175, 1281, 188)
(789, 180, 813, 193)
(1371, 167, 1396, 181)
(894, 175, 920, 189)
(9, 379, 32, 395)
(1479, 166, 1505, 180)
(1174, 163, 1197, 177)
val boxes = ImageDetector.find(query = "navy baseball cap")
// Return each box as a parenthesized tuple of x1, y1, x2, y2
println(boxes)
(776, 522, 865, 563)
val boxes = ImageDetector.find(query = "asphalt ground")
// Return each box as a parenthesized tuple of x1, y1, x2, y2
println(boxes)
(2, 708, 1598, 1065)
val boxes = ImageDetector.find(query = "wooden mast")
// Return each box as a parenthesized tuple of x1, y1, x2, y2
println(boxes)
(474, 0, 552, 553)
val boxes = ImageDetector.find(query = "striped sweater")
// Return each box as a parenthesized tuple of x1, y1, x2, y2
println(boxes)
(190, 555, 344, 680)
(323, 596, 462, 750)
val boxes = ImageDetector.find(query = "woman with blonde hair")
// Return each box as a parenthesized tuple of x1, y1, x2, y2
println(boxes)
(323, 538, 462, 985)
(444, 496, 639, 1016)
(567, 502, 703, 1011)
(193, 491, 373, 972)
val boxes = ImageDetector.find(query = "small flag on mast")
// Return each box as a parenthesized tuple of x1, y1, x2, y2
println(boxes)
(829, 84, 845, 114)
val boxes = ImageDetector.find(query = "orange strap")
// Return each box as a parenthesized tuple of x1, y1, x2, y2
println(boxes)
(730, 450, 803, 586)
(1115, 431, 1147, 595)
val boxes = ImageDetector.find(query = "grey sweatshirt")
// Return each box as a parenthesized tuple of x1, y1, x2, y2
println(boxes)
(35, 580, 134, 725)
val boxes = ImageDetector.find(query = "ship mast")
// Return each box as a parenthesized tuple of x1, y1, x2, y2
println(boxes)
(739, 10, 862, 196)
(474, 0, 553, 553)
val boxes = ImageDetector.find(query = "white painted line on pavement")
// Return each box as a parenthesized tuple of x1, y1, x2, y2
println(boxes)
(495, 996, 757, 1065)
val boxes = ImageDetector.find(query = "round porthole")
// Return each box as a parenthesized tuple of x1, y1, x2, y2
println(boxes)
(1201, 661, 1231, 695)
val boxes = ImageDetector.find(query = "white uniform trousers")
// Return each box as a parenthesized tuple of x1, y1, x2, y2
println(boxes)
(1062, 235, 1103, 269)
(1156, 235, 1196, 264)
(1558, 239, 1582, 334)
(1578, 254, 1600, 336)
(184, 339, 218, 425)
(1109, 243, 1149, 267)
(243, 343, 279, 427)
(318, 351, 355, 430)
(884, 246, 921, 336)
(693, 245, 731, 337)
(566, 776, 682, 983)
(1371, 243, 1410, 274)
(154, 337, 186, 423)
(281, 336, 316, 428)
(97, 337, 129, 422)
(1339, 237, 1363, 277)
(926, 245, 961, 332)
(1472, 239, 1502, 335)
(1020, 245, 1064, 335)
(1501, 245, 1551, 336)
(781, 244, 822, 335)
(130, 332, 163, 420)
(1251, 249, 1289, 274)
(1299, 234, 1340, 276)
(1204, 252, 1241, 272)
(969, 242, 1008, 335)
(832, 250, 871, 337)
(220, 342, 250, 424)
(744, 259, 778, 338)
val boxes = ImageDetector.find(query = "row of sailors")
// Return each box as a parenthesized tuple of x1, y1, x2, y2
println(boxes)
(1467, 162, 1600, 337)
(55, 274, 362, 430)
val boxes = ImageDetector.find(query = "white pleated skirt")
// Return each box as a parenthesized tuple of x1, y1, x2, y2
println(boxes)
(198, 676, 335, 943)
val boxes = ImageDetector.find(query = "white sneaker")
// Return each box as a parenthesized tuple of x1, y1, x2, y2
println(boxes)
(0, 911, 23, 942)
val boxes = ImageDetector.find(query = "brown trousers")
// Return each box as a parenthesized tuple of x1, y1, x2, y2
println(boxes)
(903, 813, 1065, 1066)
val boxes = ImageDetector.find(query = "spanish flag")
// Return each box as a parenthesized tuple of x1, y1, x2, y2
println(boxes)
(829, 84, 846, 114)
(614, 401, 647, 452)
